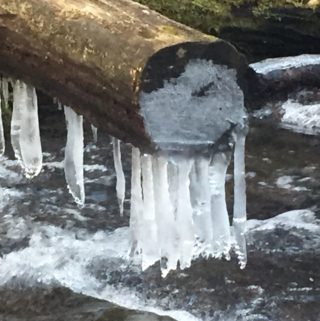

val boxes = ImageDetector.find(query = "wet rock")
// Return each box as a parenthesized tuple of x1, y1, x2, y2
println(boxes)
(0, 286, 175, 321)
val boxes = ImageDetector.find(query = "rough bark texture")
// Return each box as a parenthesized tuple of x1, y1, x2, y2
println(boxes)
(0, 0, 220, 151)
(1, 0, 320, 151)
(137, 0, 320, 62)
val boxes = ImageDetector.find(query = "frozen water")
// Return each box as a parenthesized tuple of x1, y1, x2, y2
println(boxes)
(280, 99, 320, 135)
(139, 59, 247, 150)
(175, 158, 195, 269)
(152, 155, 178, 275)
(251, 54, 320, 74)
(112, 137, 125, 215)
(232, 131, 247, 268)
(129, 147, 143, 253)
(64, 106, 85, 206)
(1, 77, 9, 109)
(209, 153, 232, 257)
(0, 92, 5, 156)
(189, 157, 212, 249)
(11, 81, 42, 178)
(140, 154, 158, 270)
(91, 124, 98, 144)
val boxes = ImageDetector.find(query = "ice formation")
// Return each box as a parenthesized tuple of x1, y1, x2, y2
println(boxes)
(64, 106, 85, 206)
(132, 59, 249, 274)
(0, 78, 8, 156)
(130, 138, 248, 275)
(112, 137, 126, 215)
(10, 80, 42, 178)
(91, 125, 98, 144)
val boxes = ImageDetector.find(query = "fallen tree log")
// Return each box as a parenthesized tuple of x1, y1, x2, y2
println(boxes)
(1, 0, 320, 152)
(0, 0, 253, 152)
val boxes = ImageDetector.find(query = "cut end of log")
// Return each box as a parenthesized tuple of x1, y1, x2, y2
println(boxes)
(138, 40, 250, 154)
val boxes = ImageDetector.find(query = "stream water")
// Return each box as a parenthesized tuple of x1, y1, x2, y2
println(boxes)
(0, 100, 319, 321)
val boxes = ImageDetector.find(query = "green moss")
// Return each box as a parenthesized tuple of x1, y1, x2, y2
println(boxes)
(135, 0, 317, 35)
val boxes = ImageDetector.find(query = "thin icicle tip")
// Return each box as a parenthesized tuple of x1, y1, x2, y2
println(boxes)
(64, 106, 85, 206)
(112, 137, 126, 216)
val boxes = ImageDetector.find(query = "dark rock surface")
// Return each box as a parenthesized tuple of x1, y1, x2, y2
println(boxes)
(0, 286, 175, 321)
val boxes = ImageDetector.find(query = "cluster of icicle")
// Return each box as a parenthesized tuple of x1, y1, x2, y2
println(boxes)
(0, 77, 247, 277)
(130, 133, 247, 276)
(0, 77, 86, 206)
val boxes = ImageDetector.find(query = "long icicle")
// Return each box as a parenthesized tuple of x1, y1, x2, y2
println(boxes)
(233, 131, 247, 269)
(11, 81, 25, 163)
(112, 137, 126, 216)
(19, 84, 42, 178)
(0, 92, 5, 156)
(64, 106, 85, 206)
(130, 147, 143, 255)
(175, 158, 194, 269)
(209, 152, 232, 258)
(153, 155, 178, 276)
(189, 156, 212, 253)
(11, 81, 42, 178)
(141, 154, 158, 270)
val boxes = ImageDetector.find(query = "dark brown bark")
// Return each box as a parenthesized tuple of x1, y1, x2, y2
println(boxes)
(0, 0, 229, 152)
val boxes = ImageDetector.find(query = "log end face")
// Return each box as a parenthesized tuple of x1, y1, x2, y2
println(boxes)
(138, 40, 250, 154)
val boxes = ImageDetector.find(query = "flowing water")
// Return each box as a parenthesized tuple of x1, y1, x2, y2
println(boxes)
(0, 100, 319, 321)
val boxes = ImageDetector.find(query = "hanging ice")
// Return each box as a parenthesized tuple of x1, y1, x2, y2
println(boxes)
(112, 137, 126, 215)
(131, 56, 249, 274)
(1, 77, 9, 110)
(152, 155, 178, 276)
(129, 147, 143, 254)
(64, 106, 85, 206)
(140, 154, 158, 270)
(11, 81, 42, 178)
(232, 130, 247, 268)
(0, 94, 5, 156)
(189, 157, 212, 251)
(209, 152, 232, 258)
(91, 125, 98, 144)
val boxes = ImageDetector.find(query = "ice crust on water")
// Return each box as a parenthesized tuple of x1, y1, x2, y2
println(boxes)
(112, 137, 126, 215)
(250, 54, 320, 74)
(64, 106, 85, 206)
(10, 81, 42, 178)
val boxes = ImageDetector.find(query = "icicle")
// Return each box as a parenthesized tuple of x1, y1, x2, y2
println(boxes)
(209, 152, 232, 258)
(11, 81, 24, 163)
(0, 94, 5, 156)
(91, 125, 98, 144)
(112, 137, 125, 215)
(175, 158, 194, 269)
(233, 131, 247, 269)
(140, 154, 159, 270)
(130, 147, 143, 254)
(11, 81, 42, 178)
(152, 155, 178, 276)
(189, 157, 212, 252)
(1, 77, 9, 109)
(64, 106, 85, 206)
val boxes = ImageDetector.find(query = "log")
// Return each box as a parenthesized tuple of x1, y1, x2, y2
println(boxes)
(0, 0, 250, 152)
(1, 0, 320, 153)
(137, 0, 320, 62)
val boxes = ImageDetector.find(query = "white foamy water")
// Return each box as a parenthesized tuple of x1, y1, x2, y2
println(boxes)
(0, 205, 319, 321)
(280, 100, 320, 135)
